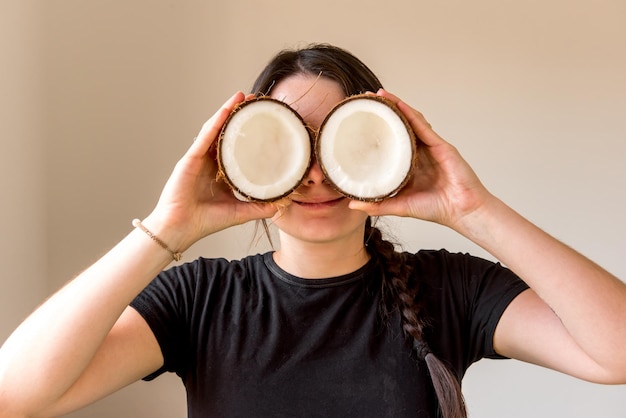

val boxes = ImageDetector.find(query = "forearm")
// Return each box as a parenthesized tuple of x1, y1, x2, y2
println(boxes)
(455, 194, 626, 370)
(0, 91, 268, 416)
(0, 222, 175, 414)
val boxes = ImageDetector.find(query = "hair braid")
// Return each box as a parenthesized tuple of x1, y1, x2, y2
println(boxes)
(365, 218, 467, 418)
(250, 42, 467, 417)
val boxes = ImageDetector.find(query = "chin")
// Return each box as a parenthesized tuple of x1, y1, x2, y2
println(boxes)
(278, 218, 366, 245)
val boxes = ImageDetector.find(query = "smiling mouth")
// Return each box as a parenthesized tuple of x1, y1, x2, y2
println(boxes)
(291, 197, 346, 208)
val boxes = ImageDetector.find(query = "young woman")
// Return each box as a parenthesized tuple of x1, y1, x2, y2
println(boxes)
(1, 44, 625, 418)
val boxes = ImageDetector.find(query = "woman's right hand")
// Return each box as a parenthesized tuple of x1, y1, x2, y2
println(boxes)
(143, 92, 280, 252)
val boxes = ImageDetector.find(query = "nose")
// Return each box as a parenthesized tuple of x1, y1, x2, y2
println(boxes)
(302, 157, 326, 186)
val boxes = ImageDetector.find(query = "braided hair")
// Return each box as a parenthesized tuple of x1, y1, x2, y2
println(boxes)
(252, 43, 467, 418)
(365, 217, 466, 418)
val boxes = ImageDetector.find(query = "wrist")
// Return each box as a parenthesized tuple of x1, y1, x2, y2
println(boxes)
(137, 212, 197, 258)
(448, 192, 506, 246)
(132, 219, 183, 262)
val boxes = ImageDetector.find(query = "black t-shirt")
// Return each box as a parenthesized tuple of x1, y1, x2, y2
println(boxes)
(130, 250, 528, 417)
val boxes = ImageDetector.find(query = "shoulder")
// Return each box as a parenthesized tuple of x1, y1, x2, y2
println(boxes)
(407, 248, 527, 307)
(406, 249, 529, 367)
(159, 252, 270, 283)
(407, 248, 503, 280)
(409, 248, 494, 265)
(133, 253, 272, 312)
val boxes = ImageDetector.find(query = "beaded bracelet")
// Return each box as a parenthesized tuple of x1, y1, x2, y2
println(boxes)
(132, 219, 182, 262)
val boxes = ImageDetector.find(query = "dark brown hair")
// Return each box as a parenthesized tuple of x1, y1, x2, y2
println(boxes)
(251, 43, 466, 418)
(251, 43, 383, 97)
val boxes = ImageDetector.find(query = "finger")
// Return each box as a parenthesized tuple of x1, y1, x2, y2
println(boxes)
(348, 198, 407, 218)
(376, 89, 447, 148)
(348, 199, 381, 215)
(188, 91, 245, 157)
(376, 88, 401, 103)
(227, 198, 288, 228)
(241, 201, 281, 222)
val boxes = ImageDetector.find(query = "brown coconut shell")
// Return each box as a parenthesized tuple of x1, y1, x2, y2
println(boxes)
(217, 96, 313, 202)
(315, 94, 418, 202)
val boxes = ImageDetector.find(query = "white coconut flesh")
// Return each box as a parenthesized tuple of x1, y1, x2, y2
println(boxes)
(317, 97, 415, 200)
(219, 99, 311, 201)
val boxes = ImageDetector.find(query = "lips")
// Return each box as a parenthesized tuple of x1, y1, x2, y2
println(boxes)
(290, 196, 346, 208)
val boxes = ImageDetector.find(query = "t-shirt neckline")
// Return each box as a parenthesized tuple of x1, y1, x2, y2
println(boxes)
(263, 252, 376, 289)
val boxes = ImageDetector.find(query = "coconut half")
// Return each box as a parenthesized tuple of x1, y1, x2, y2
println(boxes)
(316, 95, 416, 201)
(217, 97, 312, 202)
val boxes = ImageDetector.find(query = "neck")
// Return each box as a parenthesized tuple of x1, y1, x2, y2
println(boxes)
(273, 232, 370, 279)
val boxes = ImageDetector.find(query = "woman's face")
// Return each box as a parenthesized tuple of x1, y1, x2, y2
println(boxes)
(269, 74, 369, 246)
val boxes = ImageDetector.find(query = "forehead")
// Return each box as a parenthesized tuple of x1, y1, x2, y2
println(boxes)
(270, 74, 346, 128)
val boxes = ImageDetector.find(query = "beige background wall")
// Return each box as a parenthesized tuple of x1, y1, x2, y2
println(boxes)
(2, 0, 625, 417)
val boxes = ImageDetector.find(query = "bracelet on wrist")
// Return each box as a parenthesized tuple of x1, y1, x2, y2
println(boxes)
(132, 218, 183, 262)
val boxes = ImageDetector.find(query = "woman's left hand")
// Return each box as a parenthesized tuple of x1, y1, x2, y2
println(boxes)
(349, 89, 493, 230)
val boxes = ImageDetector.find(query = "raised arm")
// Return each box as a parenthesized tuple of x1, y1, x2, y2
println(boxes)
(351, 89, 626, 384)
(0, 92, 278, 417)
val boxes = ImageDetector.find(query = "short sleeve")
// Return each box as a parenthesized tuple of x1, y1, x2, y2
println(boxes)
(129, 262, 199, 380)
(413, 250, 529, 379)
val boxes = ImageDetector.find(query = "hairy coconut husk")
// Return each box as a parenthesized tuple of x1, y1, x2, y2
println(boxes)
(217, 97, 313, 202)
(315, 94, 418, 202)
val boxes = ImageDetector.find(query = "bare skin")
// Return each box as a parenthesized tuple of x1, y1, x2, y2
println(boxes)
(1, 75, 625, 418)
(269, 75, 370, 279)
(351, 89, 626, 383)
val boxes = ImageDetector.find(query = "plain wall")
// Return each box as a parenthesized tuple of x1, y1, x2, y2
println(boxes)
(0, 2, 47, 346)
(1, 0, 625, 417)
